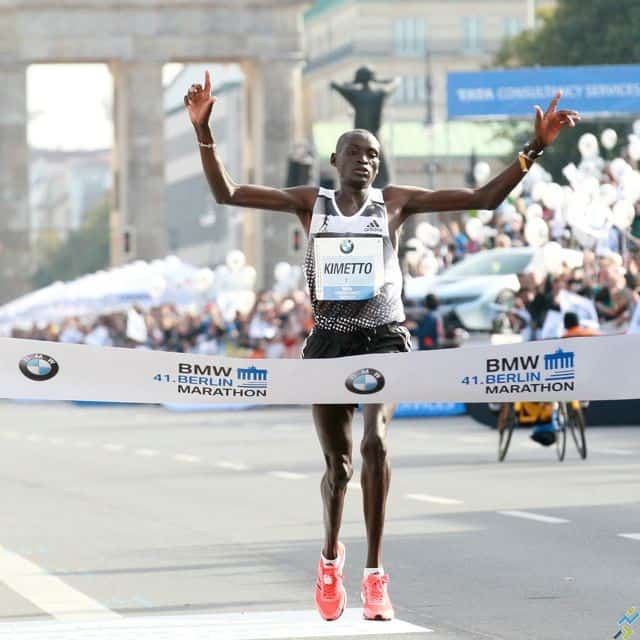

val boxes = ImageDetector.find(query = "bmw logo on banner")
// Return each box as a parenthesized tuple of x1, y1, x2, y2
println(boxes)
(345, 368, 385, 394)
(340, 239, 354, 254)
(19, 354, 59, 382)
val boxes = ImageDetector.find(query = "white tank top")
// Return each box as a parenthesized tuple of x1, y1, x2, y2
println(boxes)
(303, 187, 405, 333)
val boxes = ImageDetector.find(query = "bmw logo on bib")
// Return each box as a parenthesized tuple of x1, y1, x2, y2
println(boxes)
(345, 368, 385, 395)
(340, 239, 354, 254)
(19, 353, 59, 382)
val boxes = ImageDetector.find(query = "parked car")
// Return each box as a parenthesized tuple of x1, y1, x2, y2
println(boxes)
(403, 247, 581, 332)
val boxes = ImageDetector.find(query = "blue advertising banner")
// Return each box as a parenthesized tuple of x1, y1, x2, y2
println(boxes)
(448, 65, 640, 120)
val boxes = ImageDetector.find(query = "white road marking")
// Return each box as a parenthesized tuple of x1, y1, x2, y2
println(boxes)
(0, 608, 430, 638)
(268, 471, 307, 480)
(591, 447, 634, 456)
(216, 461, 248, 471)
(618, 533, 640, 541)
(103, 444, 124, 452)
(0, 544, 119, 621)
(135, 448, 158, 458)
(174, 454, 201, 463)
(498, 510, 569, 524)
(405, 493, 464, 505)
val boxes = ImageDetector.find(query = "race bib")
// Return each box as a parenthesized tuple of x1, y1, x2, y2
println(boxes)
(314, 234, 384, 301)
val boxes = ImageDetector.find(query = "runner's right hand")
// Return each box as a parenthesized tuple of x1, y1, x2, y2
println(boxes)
(184, 70, 216, 128)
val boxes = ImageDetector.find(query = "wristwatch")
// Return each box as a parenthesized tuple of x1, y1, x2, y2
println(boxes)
(521, 140, 545, 161)
(518, 140, 545, 173)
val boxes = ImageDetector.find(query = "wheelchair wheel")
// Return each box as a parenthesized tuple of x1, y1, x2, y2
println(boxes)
(498, 403, 516, 462)
(555, 403, 567, 462)
(568, 405, 587, 459)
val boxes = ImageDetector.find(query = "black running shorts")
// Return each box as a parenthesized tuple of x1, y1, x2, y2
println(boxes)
(301, 322, 412, 359)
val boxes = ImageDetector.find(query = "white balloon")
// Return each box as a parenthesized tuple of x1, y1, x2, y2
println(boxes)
(579, 157, 604, 179)
(240, 265, 257, 289)
(572, 226, 597, 249)
(600, 128, 618, 150)
(193, 268, 215, 292)
(477, 209, 494, 224)
(599, 183, 619, 207)
(274, 261, 292, 283)
(509, 181, 523, 199)
(225, 250, 246, 271)
(542, 183, 564, 211)
(530, 181, 548, 203)
(583, 200, 612, 238)
(473, 161, 491, 185)
(562, 162, 582, 186)
(420, 249, 439, 277)
(578, 133, 599, 159)
(214, 264, 232, 287)
(542, 241, 564, 275)
(621, 171, 640, 203)
(612, 199, 636, 230)
(610, 157, 632, 181)
(508, 211, 524, 229)
(465, 217, 484, 242)
(578, 175, 601, 199)
(526, 203, 543, 219)
(524, 218, 549, 247)
(629, 137, 640, 163)
(416, 222, 441, 248)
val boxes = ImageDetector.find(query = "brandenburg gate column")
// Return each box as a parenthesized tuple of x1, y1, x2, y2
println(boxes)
(245, 55, 304, 287)
(110, 60, 168, 266)
(0, 62, 31, 303)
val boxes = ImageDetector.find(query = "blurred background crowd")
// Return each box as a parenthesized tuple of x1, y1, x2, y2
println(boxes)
(5, 128, 640, 354)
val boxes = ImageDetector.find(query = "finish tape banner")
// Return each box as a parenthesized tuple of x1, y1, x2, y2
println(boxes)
(1, 335, 637, 405)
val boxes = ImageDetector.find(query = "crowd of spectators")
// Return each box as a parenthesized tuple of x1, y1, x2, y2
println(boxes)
(10, 290, 314, 358)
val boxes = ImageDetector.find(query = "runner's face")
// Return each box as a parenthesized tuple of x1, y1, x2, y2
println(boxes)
(332, 134, 380, 188)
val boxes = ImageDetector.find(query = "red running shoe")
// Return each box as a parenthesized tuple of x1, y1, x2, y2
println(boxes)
(361, 572, 394, 621)
(314, 542, 346, 621)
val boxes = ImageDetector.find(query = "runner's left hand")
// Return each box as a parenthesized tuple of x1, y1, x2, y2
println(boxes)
(533, 91, 581, 148)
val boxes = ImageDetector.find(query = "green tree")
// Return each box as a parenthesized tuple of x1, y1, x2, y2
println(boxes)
(493, 0, 640, 179)
(495, 0, 640, 68)
(33, 197, 110, 289)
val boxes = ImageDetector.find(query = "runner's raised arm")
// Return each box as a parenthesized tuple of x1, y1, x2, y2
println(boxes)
(384, 91, 580, 219)
(184, 70, 317, 220)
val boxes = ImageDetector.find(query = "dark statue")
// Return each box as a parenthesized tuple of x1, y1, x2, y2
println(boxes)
(330, 66, 399, 187)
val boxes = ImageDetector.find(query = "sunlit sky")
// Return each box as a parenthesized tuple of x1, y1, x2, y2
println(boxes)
(27, 64, 183, 150)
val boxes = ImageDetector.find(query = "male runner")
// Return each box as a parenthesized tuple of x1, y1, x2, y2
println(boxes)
(184, 71, 579, 621)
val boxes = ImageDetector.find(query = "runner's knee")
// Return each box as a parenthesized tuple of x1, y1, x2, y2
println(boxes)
(325, 454, 353, 490)
(360, 433, 387, 463)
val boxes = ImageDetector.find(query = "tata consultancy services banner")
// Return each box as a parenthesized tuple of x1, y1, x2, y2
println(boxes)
(447, 65, 640, 120)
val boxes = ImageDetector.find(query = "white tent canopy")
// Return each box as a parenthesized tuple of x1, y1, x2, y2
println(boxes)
(0, 256, 207, 332)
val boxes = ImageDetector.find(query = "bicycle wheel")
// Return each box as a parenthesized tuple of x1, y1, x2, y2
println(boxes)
(555, 403, 567, 462)
(498, 403, 516, 462)
(568, 405, 587, 459)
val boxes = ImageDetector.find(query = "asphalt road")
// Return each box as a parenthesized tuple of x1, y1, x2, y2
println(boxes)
(0, 400, 638, 639)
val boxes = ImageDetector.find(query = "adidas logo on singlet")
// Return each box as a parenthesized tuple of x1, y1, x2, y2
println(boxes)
(363, 219, 382, 233)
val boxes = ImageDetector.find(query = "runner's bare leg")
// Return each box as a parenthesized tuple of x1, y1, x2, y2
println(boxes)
(313, 404, 355, 559)
(360, 403, 394, 568)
